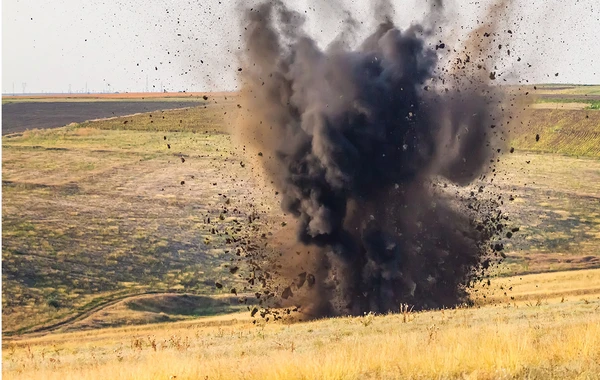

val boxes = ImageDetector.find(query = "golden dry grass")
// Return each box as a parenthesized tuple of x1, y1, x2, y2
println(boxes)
(530, 102, 591, 110)
(4, 269, 600, 380)
(475, 268, 600, 305)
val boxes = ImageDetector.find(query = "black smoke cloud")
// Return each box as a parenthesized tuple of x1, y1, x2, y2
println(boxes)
(237, 1, 510, 316)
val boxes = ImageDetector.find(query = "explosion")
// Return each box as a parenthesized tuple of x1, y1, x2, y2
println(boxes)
(235, 0, 519, 317)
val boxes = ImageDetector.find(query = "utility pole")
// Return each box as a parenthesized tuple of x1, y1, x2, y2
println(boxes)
(145, 75, 149, 93)
(85, 82, 88, 94)
(12, 82, 15, 96)
(68, 84, 72, 94)
(21, 82, 26, 94)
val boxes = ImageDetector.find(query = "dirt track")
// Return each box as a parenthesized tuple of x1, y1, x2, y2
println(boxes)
(2, 291, 252, 339)
(2, 291, 163, 338)
(1, 101, 204, 135)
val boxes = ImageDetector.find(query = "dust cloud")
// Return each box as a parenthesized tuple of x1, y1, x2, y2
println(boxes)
(234, 0, 521, 318)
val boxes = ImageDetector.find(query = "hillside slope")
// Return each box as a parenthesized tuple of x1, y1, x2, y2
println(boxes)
(510, 109, 600, 157)
(2, 106, 281, 334)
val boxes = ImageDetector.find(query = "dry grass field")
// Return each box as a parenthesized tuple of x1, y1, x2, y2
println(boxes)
(2, 101, 281, 335)
(509, 109, 600, 157)
(3, 89, 600, 379)
(530, 85, 600, 96)
(3, 269, 600, 380)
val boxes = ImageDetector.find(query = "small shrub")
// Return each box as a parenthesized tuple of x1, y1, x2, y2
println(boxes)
(360, 311, 375, 327)
(47, 298, 61, 309)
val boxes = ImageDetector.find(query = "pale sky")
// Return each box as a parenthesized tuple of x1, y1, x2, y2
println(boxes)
(2, 0, 599, 94)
